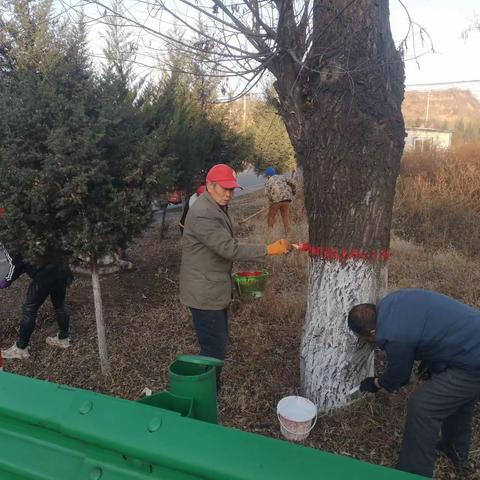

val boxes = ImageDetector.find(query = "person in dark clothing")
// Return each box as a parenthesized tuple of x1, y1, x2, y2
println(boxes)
(178, 185, 206, 235)
(348, 289, 480, 478)
(1, 255, 74, 360)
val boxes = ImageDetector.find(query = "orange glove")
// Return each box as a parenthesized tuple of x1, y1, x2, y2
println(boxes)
(267, 239, 292, 256)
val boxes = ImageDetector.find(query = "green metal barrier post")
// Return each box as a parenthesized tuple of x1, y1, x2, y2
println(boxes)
(168, 354, 223, 423)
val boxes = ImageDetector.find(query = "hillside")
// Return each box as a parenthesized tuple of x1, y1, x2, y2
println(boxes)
(402, 89, 480, 129)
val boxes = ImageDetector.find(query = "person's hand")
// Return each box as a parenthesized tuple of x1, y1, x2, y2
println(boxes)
(416, 361, 432, 381)
(359, 377, 380, 393)
(0, 278, 11, 289)
(267, 239, 292, 256)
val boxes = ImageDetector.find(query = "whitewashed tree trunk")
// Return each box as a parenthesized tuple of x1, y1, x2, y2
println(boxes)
(274, 2, 405, 412)
(301, 258, 388, 411)
(91, 261, 110, 375)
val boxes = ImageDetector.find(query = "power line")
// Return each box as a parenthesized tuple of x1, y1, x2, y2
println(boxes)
(406, 79, 480, 87)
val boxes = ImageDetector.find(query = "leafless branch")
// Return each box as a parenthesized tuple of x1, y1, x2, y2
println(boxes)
(55, 0, 430, 102)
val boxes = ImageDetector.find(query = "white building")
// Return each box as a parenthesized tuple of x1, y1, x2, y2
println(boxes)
(405, 127, 452, 152)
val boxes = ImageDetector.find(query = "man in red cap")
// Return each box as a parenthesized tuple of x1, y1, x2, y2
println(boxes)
(179, 163, 290, 387)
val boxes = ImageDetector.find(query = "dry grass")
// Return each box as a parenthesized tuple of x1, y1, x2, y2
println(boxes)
(394, 142, 480, 256)
(389, 237, 480, 306)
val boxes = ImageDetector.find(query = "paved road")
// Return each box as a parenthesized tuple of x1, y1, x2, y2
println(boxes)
(236, 168, 265, 196)
(153, 169, 265, 224)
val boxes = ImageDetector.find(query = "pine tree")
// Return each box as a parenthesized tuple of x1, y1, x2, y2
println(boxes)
(0, 1, 99, 266)
(249, 100, 296, 174)
(0, 4, 165, 374)
(62, 7, 167, 374)
(139, 62, 252, 196)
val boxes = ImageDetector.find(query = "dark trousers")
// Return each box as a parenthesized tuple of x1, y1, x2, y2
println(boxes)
(17, 269, 72, 349)
(189, 307, 228, 384)
(189, 307, 228, 360)
(398, 368, 480, 477)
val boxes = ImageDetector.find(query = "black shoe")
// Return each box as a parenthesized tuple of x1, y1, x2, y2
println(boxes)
(454, 460, 478, 479)
(437, 442, 478, 479)
(437, 441, 460, 463)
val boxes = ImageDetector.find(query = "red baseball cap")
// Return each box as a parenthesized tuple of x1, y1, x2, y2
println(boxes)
(196, 185, 206, 195)
(206, 164, 242, 189)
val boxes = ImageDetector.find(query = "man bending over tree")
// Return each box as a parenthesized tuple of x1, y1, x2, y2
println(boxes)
(348, 289, 480, 478)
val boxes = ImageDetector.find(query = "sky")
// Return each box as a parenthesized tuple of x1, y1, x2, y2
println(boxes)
(389, 0, 480, 91)
(73, 0, 480, 96)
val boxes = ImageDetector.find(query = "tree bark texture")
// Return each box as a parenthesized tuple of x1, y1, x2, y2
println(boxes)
(91, 261, 110, 375)
(270, 1, 405, 409)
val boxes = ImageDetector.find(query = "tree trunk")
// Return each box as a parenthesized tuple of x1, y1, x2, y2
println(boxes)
(301, 259, 388, 410)
(91, 260, 110, 375)
(160, 203, 168, 240)
(272, 1, 405, 410)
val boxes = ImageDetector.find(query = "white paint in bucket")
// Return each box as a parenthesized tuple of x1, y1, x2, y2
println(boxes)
(276, 396, 317, 441)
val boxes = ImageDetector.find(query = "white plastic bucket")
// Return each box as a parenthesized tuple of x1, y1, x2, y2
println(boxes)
(276, 395, 317, 441)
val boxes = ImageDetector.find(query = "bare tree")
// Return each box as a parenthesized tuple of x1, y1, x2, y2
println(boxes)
(69, 0, 406, 410)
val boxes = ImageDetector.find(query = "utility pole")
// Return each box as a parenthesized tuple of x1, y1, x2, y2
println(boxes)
(243, 95, 247, 131)
(424, 90, 431, 127)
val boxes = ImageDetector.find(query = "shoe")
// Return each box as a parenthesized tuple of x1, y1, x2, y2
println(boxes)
(454, 460, 478, 479)
(2, 343, 30, 359)
(437, 440, 460, 461)
(46, 334, 71, 349)
(437, 442, 478, 478)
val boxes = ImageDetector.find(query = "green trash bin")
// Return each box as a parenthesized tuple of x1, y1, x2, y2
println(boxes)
(168, 354, 224, 424)
(138, 391, 194, 418)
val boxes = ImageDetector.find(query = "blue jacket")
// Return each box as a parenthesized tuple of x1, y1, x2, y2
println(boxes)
(376, 289, 480, 392)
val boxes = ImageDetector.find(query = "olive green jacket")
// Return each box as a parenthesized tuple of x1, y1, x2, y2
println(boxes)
(179, 192, 267, 310)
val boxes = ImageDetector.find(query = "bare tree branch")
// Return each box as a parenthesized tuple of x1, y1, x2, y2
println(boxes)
(244, 0, 277, 39)
(208, 0, 273, 56)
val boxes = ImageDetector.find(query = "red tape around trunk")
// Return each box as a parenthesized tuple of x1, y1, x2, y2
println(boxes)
(295, 243, 391, 261)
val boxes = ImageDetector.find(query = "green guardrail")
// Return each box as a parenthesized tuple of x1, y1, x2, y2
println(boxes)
(0, 370, 424, 480)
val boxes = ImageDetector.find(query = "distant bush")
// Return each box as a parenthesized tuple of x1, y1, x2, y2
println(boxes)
(393, 142, 480, 256)
(399, 149, 451, 178)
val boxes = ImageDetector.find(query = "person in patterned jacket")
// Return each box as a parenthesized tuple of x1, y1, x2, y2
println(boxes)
(0, 209, 74, 360)
(264, 166, 296, 235)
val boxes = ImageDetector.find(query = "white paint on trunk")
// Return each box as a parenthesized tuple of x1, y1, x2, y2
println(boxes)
(91, 264, 110, 376)
(364, 190, 372, 206)
(300, 257, 385, 411)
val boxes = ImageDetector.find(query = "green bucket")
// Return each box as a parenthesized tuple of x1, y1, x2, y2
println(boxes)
(232, 270, 269, 299)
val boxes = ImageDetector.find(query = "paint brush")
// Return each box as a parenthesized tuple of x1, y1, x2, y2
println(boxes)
(347, 385, 363, 402)
(292, 242, 309, 251)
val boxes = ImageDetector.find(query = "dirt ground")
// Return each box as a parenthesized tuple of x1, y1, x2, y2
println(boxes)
(1, 191, 478, 479)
